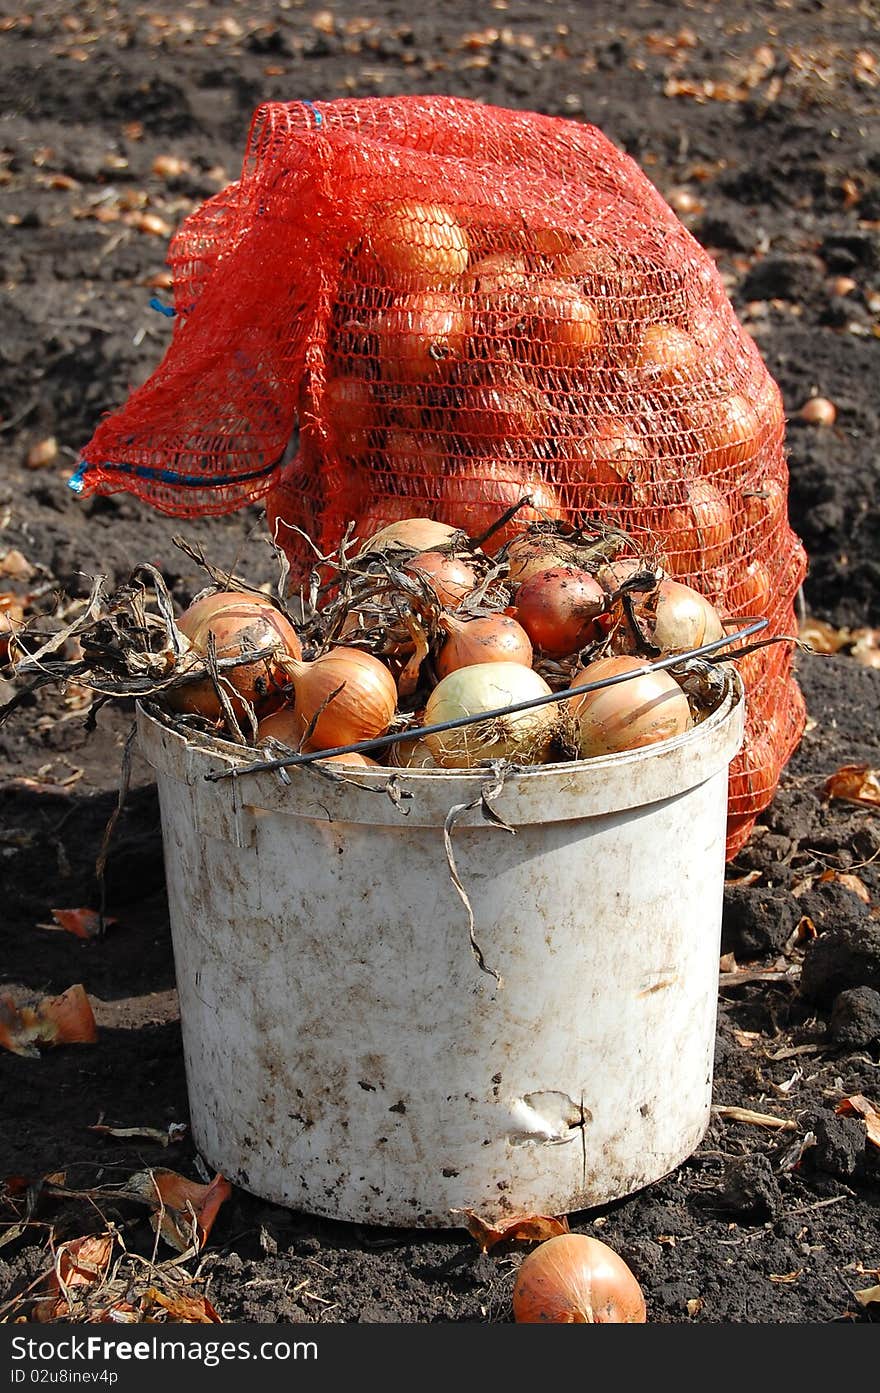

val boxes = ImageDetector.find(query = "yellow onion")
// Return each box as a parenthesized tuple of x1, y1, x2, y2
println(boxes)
(424, 662, 558, 768)
(388, 733, 438, 769)
(513, 1234, 646, 1324)
(634, 579, 724, 653)
(280, 647, 398, 752)
(170, 591, 302, 720)
(506, 534, 587, 586)
(656, 480, 733, 577)
(436, 613, 533, 678)
(356, 516, 462, 557)
(567, 654, 692, 757)
(365, 202, 469, 286)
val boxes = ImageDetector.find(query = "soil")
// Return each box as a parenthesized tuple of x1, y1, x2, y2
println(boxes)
(1, 0, 879, 1326)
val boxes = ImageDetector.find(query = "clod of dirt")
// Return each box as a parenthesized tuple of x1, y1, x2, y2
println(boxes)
(796, 880, 872, 932)
(722, 885, 798, 958)
(829, 987, 880, 1051)
(799, 923, 880, 1005)
(739, 254, 824, 302)
(799, 1109, 866, 1180)
(717, 1153, 783, 1221)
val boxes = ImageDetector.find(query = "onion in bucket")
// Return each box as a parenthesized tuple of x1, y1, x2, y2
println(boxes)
(424, 662, 558, 768)
(567, 654, 692, 758)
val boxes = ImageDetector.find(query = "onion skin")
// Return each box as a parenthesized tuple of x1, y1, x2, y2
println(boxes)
(567, 654, 692, 758)
(514, 566, 606, 659)
(170, 592, 302, 720)
(0, 596, 25, 662)
(513, 1234, 646, 1324)
(436, 613, 533, 678)
(424, 662, 557, 768)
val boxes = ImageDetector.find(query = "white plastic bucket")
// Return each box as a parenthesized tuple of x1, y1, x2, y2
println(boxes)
(137, 668, 744, 1227)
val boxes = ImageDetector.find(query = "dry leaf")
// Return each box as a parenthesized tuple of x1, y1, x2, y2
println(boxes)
(144, 1288, 221, 1323)
(452, 1207, 570, 1252)
(89, 1122, 186, 1148)
(713, 1106, 797, 1131)
(835, 1095, 880, 1148)
(123, 1169, 232, 1252)
(33, 1233, 114, 1322)
(769, 1269, 803, 1284)
(719, 951, 738, 974)
(725, 869, 762, 887)
(822, 765, 880, 808)
(732, 1029, 761, 1050)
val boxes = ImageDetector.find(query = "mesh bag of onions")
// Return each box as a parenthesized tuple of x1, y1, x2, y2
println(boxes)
(73, 95, 806, 858)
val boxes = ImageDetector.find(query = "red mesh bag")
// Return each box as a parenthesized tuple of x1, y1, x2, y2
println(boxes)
(75, 96, 807, 858)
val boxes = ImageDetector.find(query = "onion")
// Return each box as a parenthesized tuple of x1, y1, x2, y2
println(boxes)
(682, 393, 761, 474)
(365, 202, 469, 286)
(517, 277, 601, 369)
(463, 251, 530, 302)
(424, 662, 558, 768)
(798, 396, 836, 426)
(506, 534, 586, 586)
(514, 566, 606, 658)
(726, 559, 772, 617)
(376, 291, 467, 383)
(742, 477, 785, 539)
(388, 732, 438, 769)
(257, 708, 380, 766)
(595, 557, 662, 593)
(321, 373, 376, 464)
(567, 654, 692, 757)
(170, 592, 302, 720)
(381, 428, 447, 480)
(437, 464, 565, 553)
(560, 416, 649, 491)
(280, 647, 398, 753)
(656, 480, 733, 576)
(455, 373, 549, 449)
(436, 613, 533, 678)
(635, 322, 702, 385)
(356, 516, 461, 556)
(631, 579, 724, 652)
(404, 551, 477, 607)
(513, 1234, 646, 1324)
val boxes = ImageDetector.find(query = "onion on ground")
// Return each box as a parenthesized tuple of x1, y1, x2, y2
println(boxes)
(513, 1234, 646, 1324)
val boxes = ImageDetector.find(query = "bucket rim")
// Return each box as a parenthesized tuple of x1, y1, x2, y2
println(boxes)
(137, 666, 745, 828)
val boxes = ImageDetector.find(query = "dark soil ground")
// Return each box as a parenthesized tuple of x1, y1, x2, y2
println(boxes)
(1, 0, 879, 1325)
